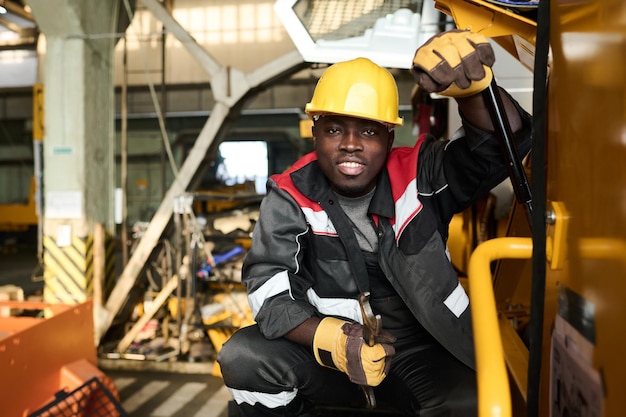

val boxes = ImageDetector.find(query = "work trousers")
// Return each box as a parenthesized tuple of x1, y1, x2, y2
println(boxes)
(217, 324, 477, 417)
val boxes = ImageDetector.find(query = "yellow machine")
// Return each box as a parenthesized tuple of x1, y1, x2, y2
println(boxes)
(0, 175, 38, 233)
(0, 83, 43, 254)
(437, 1, 626, 416)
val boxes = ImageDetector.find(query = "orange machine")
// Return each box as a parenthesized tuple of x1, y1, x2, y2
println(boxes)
(0, 300, 123, 417)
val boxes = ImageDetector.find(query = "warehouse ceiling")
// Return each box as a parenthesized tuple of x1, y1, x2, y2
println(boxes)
(0, 0, 37, 50)
(275, 0, 440, 69)
(294, 0, 423, 41)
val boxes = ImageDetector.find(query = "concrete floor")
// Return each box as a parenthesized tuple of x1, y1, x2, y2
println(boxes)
(107, 368, 230, 417)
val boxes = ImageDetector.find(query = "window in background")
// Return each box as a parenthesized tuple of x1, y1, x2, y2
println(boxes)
(217, 141, 268, 194)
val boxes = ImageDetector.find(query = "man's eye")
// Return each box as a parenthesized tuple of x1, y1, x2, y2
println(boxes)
(328, 127, 341, 134)
(362, 128, 376, 136)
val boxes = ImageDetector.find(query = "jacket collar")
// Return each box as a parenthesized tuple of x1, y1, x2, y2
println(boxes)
(289, 152, 396, 219)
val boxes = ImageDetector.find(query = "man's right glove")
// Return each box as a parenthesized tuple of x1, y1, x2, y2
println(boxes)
(412, 29, 495, 98)
(313, 317, 396, 387)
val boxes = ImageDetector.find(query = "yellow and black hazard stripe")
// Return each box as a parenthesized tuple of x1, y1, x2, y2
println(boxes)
(43, 233, 116, 304)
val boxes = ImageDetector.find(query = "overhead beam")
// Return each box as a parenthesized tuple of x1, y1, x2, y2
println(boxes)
(0, 16, 23, 33)
(140, 0, 222, 77)
(3, 0, 35, 22)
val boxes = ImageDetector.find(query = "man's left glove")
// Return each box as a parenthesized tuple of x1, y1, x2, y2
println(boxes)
(412, 29, 495, 98)
(313, 317, 396, 387)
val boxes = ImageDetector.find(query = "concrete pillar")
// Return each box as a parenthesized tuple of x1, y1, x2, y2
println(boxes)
(27, 0, 128, 304)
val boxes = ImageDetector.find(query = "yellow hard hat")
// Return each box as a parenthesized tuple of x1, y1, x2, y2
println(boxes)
(305, 57, 403, 128)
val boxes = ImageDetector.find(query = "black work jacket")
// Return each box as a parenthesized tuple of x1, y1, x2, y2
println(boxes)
(243, 100, 532, 370)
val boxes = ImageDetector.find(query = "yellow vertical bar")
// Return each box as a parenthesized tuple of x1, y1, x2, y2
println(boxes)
(33, 84, 44, 142)
(468, 237, 532, 417)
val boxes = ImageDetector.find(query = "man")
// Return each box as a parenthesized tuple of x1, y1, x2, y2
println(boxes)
(217, 30, 532, 416)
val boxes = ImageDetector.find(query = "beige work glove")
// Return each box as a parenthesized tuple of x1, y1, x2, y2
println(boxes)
(313, 317, 396, 387)
(412, 29, 495, 98)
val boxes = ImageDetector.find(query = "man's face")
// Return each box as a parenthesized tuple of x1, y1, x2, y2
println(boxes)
(313, 115, 394, 198)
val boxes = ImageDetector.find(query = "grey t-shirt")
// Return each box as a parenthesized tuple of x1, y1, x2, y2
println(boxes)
(336, 188, 378, 252)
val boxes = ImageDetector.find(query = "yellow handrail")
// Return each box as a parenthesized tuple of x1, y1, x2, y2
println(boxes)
(468, 237, 533, 417)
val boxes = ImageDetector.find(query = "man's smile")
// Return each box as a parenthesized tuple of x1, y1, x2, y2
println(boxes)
(337, 160, 366, 176)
